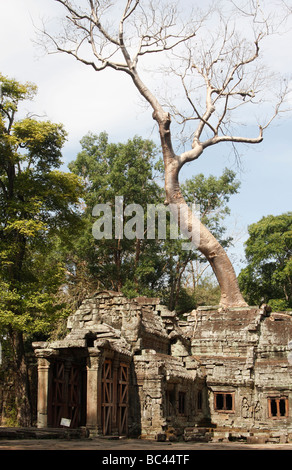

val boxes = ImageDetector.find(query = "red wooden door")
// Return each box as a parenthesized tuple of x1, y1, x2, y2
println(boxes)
(101, 360, 113, 435)
(118, 363, 129, 435)
(49, 360, 84, 428)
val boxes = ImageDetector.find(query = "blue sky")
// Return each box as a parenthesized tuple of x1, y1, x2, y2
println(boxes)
(1, 0, 291, 275)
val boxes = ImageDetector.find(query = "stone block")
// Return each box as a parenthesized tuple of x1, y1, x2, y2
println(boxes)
(246, 435, 267, 444)
(156, 433, 166, 441)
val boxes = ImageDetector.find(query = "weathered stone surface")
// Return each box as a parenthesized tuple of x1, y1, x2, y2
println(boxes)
(33, 292, 292, 443)
(181, 306, 292, 441)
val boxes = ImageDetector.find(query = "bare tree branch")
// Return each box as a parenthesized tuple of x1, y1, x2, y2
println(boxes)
(37, 0, 292, 307)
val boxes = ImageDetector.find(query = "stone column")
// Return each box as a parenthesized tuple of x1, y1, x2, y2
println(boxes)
(36, 356, 51, 428)
(86, 349, 102, 434)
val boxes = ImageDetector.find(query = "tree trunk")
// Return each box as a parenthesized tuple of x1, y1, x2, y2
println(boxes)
(9, 330, 33, 426)
(157, 117, 247, 308)
(131, 72, 247, 308)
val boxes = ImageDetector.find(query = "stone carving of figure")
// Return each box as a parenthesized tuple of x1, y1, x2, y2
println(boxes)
(241, 397, 250, 418)
(253, 400, 261, 420)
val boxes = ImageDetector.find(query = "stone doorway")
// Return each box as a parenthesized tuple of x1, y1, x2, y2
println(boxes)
(48, 359, 86, 428)
(101, 359, 129, 436)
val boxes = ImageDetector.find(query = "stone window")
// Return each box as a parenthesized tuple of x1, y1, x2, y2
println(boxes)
(197, 390, 203, 411)
(268, 397, 289, 418)
(214, 392, 235, 412)
(178, 392, 186, 415)
(166, 388, 176, 416)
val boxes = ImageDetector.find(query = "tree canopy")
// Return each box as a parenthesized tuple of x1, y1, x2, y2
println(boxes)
(0, 73, 84, 425)
(67, 131, 165, 299)
(238, 212, 292, 310)
(67, 131, 240, 311)
(0, 73, 84, 336)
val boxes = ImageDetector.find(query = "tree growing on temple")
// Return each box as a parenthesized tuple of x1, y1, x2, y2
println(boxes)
(67, 131, 240, 311)
(40, 0, 290, 307)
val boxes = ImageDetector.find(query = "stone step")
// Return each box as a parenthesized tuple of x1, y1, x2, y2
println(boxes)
(0, 427, 88, 440)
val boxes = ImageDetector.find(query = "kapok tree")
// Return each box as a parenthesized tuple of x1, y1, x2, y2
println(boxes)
(40, 0, 291, 307)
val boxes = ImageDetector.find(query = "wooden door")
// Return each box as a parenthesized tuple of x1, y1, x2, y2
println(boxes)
(50, 361, 65, 427)
(101, 360, 129, 436)
(118, 363, 129, 435)
(49, 360, 84, 428)
(101, 360, 113, 435)
(68, 364, 82, 428)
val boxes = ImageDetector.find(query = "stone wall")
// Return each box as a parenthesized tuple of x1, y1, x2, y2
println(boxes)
(179, 305, 292, 442)
(33, 292, 292, 443)
(64, 291, 169, 353)
(133, 351, 204, 441)
(33, 291, 201, 439)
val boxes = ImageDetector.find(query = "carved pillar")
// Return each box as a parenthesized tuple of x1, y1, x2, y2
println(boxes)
(36, 356, 51, 428)
(86, 350, 102, 433)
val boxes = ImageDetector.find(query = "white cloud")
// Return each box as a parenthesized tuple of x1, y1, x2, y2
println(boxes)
(1, 0, 155, 162)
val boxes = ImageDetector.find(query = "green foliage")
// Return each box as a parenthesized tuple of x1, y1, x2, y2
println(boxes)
(238, 212, 292, 310)
(68, 133, 240, 310)
(173, 279, 221, 316)
(0, 73, 84, 337)
(182, 168, 240, 247)
(68, 131, 166, 298)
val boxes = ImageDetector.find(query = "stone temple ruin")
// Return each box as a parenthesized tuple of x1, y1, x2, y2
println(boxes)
(33, 290, 292, 443)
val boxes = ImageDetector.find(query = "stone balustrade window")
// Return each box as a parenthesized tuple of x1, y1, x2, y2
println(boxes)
(268, 397, 289, 418)
(214, 392, 235, 412)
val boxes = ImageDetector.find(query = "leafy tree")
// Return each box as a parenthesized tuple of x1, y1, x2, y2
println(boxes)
(238, 212, 292, 310)
(182, 168, 240, 249)
(174, 277, 221, 315)
(68, 133, 240, 312)
(67, 131, 166, 300)
(0, 74, 84, 425)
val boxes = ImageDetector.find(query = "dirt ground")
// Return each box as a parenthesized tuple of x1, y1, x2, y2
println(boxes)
(0, 436, 292, 451)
